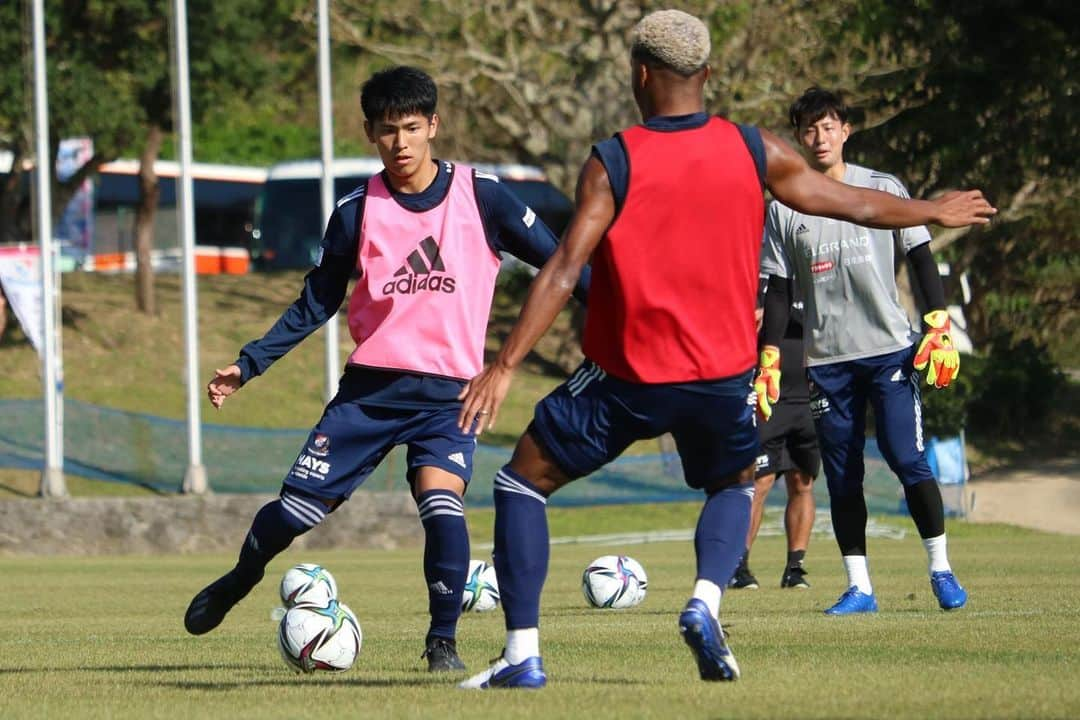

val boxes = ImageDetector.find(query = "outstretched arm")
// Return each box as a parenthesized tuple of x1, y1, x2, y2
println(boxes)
(208, 206, 356, 409)
(457, 156, 613, 434)
(761, 129, 996, 229)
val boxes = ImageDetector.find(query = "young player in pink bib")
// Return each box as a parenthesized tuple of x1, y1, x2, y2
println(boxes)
(184, 66, 587, 674)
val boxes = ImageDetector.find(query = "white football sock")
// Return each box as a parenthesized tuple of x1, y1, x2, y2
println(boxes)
(504, 628, 539, 665)
(842, 555, 873, 595)
(692, 579, 722, 619)
(922, 533, 952, 574)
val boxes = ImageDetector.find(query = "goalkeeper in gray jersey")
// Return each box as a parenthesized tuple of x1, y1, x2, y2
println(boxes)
(758, 87, 969, 614)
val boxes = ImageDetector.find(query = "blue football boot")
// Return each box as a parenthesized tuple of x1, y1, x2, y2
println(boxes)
(459, 654, 546, 689)
(931, 571, 968, 610)
(678, 599, 740, 681)
(824, 586, 879, 615)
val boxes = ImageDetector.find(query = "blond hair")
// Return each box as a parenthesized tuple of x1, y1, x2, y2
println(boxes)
(630, 9, 710, 77)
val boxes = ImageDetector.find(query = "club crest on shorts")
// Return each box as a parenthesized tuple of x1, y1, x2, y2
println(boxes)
(309, 433, 331, 457)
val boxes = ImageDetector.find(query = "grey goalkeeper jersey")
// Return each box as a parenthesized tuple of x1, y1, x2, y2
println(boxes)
(760, 163, 931, 366)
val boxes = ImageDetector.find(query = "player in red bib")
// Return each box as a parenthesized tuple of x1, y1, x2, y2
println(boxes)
(456, 10, 995, 689)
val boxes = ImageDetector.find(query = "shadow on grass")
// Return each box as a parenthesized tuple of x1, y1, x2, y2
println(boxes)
(0, 481, 35, 498)
(152, 675, 453, 690)
(155, 674, 650, 691)
(0, 663, 266, 674)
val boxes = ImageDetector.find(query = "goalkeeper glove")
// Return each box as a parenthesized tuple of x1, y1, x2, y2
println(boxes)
(753, 345, 782, 421)
(913, 309, 960, 388)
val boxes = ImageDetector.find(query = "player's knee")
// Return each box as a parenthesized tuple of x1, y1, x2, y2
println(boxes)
(785, 471, 814, 495)
(277, 488, 336, 532)
(703, 462, 756, 495)
(509, 430, 573, 496)
(753, 473, 777, 496)
(888, 452, 934, 486)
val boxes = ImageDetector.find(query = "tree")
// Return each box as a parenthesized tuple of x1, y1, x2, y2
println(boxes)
(0, 1, 313, 313)
(843, 0, 1079, 360)
(329, 0, 884, 191)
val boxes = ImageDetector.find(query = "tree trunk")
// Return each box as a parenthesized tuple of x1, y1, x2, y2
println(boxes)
(134, 124, 163, 315)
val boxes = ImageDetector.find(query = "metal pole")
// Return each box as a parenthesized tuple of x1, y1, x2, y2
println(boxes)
(31, 0, 66, 497)
(173, 0, 207, 494)
(318, 0, 340, 404)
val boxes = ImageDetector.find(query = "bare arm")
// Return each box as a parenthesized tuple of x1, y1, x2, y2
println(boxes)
(761, 129, 996, 229)
(457, 155, 613, 433)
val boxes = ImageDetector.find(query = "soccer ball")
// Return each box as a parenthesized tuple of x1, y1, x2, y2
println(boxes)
(462, 559, 500, 612)
(582, 555, 648, 609)
(280, 563, 338, 608)
(277, 599, 362, 673)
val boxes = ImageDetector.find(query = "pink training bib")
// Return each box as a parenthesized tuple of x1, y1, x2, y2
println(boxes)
(346, 164, 501, 380)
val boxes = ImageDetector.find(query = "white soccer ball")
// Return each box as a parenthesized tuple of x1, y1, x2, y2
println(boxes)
(462, 559, 500, 612)
(277, 599, 362, 673)
(279, 563, 338, 608)
(582, 555, 648, 609)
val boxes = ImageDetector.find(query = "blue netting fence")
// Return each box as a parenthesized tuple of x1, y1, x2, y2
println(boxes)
(0, 398, 916, 513)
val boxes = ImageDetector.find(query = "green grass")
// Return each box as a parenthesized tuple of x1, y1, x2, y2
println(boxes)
(0, 512, 1077, 719)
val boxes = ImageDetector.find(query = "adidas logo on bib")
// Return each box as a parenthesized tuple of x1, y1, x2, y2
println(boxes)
(382, 235, 457, 295)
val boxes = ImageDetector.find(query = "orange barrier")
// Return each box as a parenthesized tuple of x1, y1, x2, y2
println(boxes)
(83, 247, 250, 274)
(195, 246, 252, 275)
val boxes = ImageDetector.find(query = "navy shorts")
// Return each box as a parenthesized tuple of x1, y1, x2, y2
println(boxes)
(755, 399, 820, 480)
(807, 345, 934, 500)
(283, 393, 476, 501)
(531, 361, 760, 490)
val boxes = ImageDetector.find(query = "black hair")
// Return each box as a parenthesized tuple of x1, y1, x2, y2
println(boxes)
(788, 87, 850, 130)
(360, 66, 437, 122)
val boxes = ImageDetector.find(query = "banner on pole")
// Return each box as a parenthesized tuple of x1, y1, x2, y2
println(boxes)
(0, 246, 44, 355)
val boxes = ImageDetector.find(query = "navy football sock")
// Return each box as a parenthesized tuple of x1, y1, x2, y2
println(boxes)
(235, 489, 325, 583)
(694, 482, 753, 587)
(416, 489, 469, 641)
(493, 466, 549, 630)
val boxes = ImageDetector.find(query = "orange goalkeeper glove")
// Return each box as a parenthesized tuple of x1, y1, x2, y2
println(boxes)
(913, 309, 960, 388)
(753, 345, 782, 421)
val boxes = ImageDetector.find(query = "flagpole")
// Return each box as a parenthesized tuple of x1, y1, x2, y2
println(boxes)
(31, 0, 66, 497)
(173, 0, 207, 494)
(318, 0, 340, 404)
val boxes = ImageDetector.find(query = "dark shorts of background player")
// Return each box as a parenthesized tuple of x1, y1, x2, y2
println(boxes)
(530, 360, 760, 489)
(281, 383, 476, 501)
(755, 399, 821, 480)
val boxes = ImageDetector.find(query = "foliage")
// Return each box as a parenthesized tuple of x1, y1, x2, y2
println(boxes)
(328, 0, 882, 191)
(844, 0, 1080, 363)
(921, 333, 1074, 460)
(965, 334, 1069, 440)
(919, 355, 981, 440)
(0, 0, 315, 242)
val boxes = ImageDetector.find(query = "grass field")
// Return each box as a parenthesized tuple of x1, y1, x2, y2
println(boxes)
(1, 507, 1077, 720)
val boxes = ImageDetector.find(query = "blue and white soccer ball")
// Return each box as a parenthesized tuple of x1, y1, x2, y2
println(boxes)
(277, 599, 362, 673)
(582, 555, 648, 609)
(279, 563, 338, 609)
(462, 559, 500, 612)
